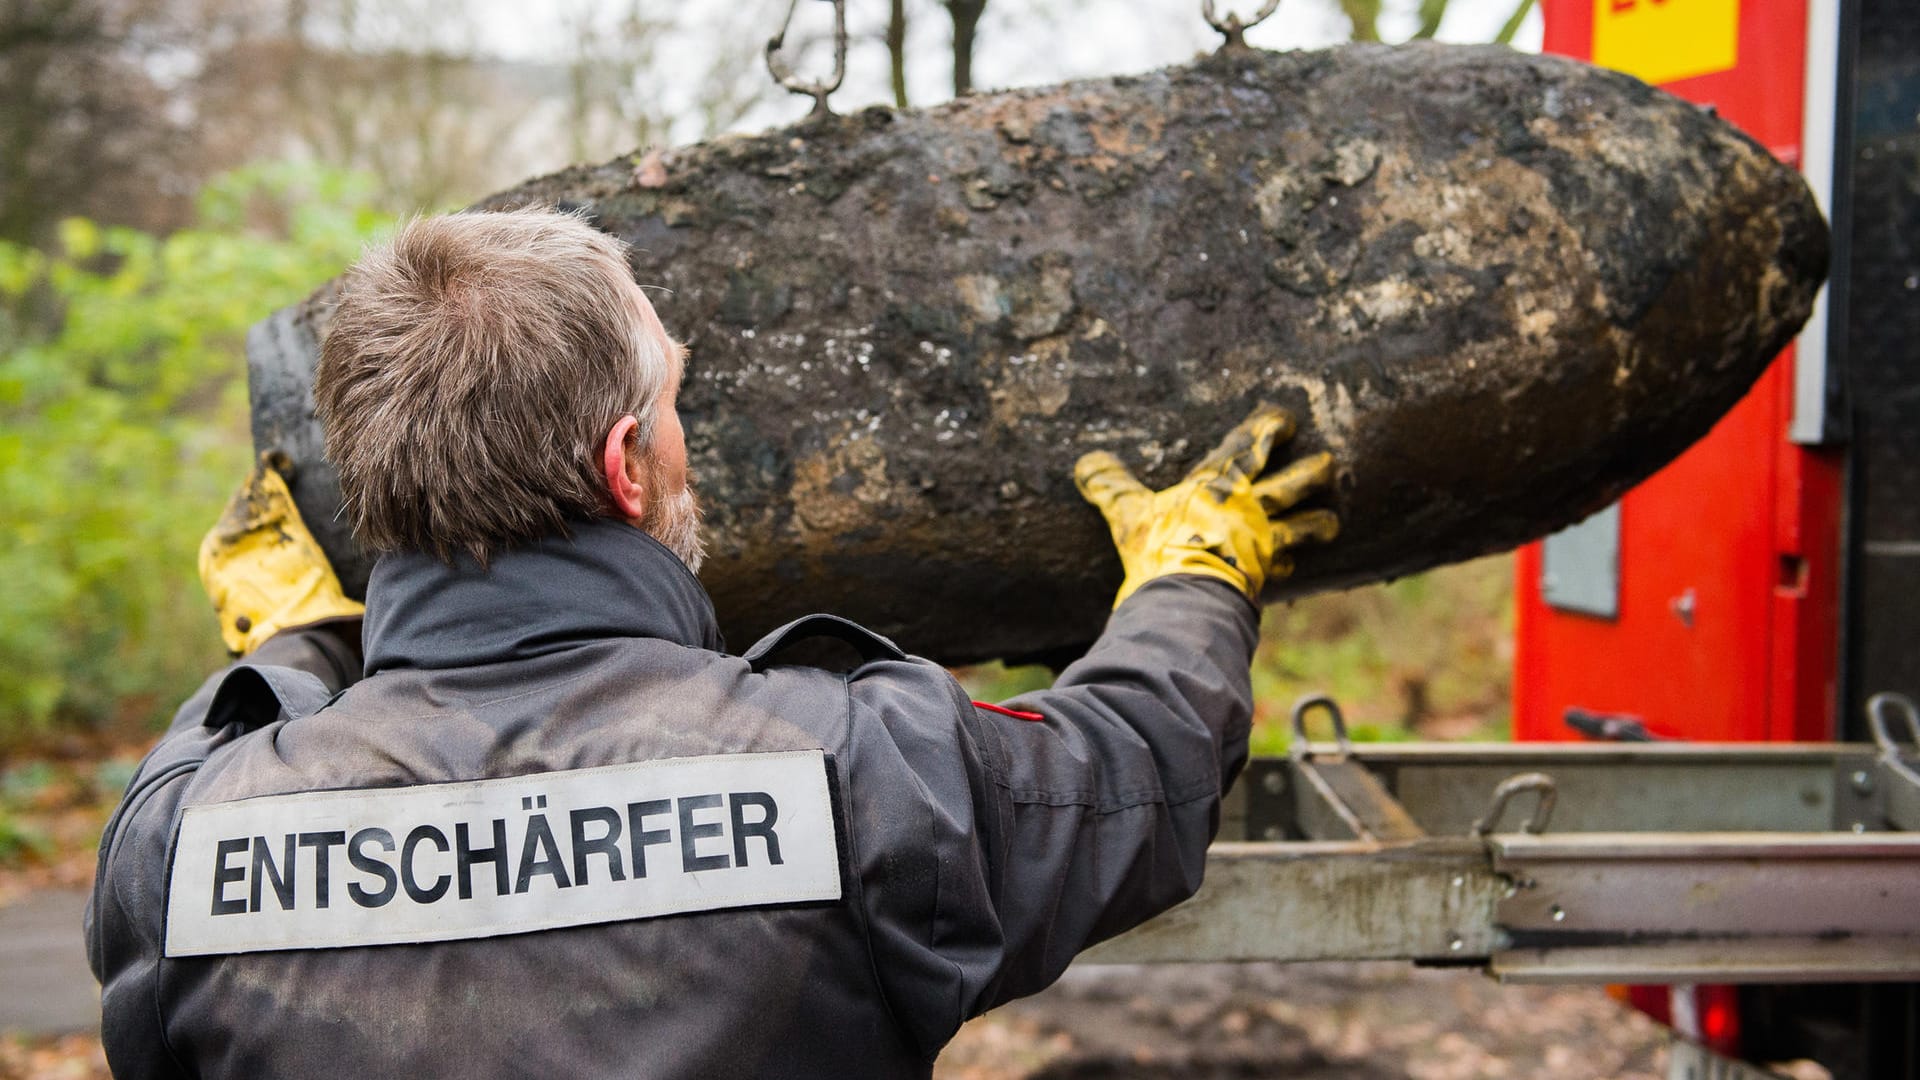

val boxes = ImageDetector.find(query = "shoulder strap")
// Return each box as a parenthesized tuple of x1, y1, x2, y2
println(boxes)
(742, 614, 908, 673)
(201, 663, 334, 732)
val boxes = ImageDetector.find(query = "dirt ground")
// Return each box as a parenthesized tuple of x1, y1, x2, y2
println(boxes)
(935, 962, 1671, 1080)
(2, 960, 1668, 1080)
(0, 1036, 107, 1080)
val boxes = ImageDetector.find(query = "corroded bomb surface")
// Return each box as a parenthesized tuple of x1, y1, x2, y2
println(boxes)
(252, 42, 1827, 665)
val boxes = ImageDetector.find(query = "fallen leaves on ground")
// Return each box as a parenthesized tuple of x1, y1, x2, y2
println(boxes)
(938, 962, 1669, 1080)
(0, 742, 150, 908)
(0, 1035, 108, 1080)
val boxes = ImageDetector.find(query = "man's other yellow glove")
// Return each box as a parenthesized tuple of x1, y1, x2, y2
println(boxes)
(199, 455, 364, 655)
(1075, 404, 1339, 609)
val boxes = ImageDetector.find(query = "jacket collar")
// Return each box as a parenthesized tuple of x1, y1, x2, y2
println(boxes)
(362, 518, 722, 674)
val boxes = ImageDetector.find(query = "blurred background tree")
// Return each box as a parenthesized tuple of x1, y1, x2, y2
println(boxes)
(0, 0, 198, 246)
(3, 0, 1546, 247)
(0, 0, 1539, 749)
(0, 165, 385, 744)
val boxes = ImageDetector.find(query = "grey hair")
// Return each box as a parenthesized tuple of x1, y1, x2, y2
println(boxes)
(314, 207, 675, 565)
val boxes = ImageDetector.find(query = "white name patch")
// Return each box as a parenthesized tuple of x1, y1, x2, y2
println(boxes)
(164, 750, 841, 957)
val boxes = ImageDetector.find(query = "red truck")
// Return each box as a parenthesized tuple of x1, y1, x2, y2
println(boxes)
(1093, 4, 1918, 1076)
(1521, 0, 1917, 1073)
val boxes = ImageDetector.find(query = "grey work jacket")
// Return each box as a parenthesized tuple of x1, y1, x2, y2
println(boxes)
(87, 520, 1257, 1079)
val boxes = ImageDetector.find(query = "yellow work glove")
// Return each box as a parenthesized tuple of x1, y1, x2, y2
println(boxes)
(198, 455, 364, 656)
(1075, 404, 1339, 608)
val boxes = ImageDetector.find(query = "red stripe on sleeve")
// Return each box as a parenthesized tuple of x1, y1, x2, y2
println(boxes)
(973, 700, 1045, 722)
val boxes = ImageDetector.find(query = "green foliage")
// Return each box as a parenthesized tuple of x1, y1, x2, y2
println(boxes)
(0, 759, 57, 866)
(0, 163, 388, 745)
(958, 556, 1514, 753)
(1250, 554, 1515, 751)
(92, 756, 140, 800)
(954, 660, 1055, 703)
(0, 807, 53, 866)
(0, 761, 57, 804)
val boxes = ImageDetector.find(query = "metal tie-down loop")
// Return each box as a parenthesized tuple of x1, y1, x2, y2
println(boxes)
(1202, 0, 1283, 49)
(1471, 772, 1558, 836)
(1289, 693, 1355, 761)
(766, 0, 848, 120)
(1868, 692, 1920, 759)
(1867, 692, 1920, 794)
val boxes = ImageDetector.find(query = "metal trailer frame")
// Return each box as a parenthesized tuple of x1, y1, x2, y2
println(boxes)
(1091, 710, 1920, 985)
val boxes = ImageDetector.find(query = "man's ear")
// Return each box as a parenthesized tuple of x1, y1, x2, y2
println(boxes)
(602, 415, 648, 522)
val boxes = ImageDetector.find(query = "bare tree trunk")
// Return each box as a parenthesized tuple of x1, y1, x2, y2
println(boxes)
(0, 0, 187, 242)
(1338, 0, 1382, 42)
(888, 0, 908, 108)
(251, 44, 1826, 664)
(1413, 0, 1449, 39)
(1496, 0, 1538, 43)
(944, 0, 986, 97)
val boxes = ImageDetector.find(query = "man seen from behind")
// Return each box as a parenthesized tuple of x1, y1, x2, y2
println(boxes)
(87, 208, 1339, 1079)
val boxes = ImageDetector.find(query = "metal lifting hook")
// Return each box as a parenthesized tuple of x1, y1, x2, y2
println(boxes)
(766, 0, 848, 119)
(1202, 0, 1283, 49)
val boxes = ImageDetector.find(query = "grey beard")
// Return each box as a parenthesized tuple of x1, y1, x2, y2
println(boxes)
(646, 484, 706, 575)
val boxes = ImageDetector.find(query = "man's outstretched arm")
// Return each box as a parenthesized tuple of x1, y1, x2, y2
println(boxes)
(965, 572, 1265, 1008)
(855, 406, 1338, 1043)
(981, 405, 1336, 1002)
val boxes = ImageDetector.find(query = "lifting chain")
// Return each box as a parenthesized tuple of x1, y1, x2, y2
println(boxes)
(766, 0, 848, 119)
(1202, 0, 1282, 49)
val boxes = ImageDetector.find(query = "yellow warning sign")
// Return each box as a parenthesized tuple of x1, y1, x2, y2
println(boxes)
(1592, 0, 1740, 86)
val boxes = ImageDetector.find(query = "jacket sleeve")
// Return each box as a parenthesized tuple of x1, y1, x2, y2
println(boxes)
(83, 623, 362, 1079)
(848, 574, 1257, 1050)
